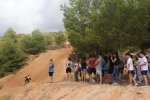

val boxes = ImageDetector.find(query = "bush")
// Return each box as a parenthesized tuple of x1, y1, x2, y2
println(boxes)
(21, 29, 47, 54)
(0, 39, 26, 77)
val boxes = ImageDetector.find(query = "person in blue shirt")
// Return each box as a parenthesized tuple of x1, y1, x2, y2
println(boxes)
(48, 59, 54, 83)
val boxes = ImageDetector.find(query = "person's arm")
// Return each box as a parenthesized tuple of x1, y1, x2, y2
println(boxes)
(50, 63, 54, 68)
(95, 58, 100, 65)
(138, 58, 147, 67)
(148, 57, 150, 63)
(111, 58, 117, 63)
(138, 62, 147, 67)
(127, 64, 130, 72)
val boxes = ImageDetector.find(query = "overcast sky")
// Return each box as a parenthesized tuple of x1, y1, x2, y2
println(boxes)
(0, 0, 69, 36)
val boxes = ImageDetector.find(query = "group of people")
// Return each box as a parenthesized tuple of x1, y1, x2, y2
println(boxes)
(48, 48, 150, 87)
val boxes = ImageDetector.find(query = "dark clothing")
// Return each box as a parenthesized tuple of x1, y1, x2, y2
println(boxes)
(49, 72, 54, 76)
(25, 76, 31, 83)
(81, 62, 86, 69)
(128, 71, 134, 74)
(89, 68, 96, 75)
(142, 71, 147, 75)
(66, 67, 71, 73)
(108, 56, 114, 74)
(74, 71, 78, 82)
(113, 57, 119, 66)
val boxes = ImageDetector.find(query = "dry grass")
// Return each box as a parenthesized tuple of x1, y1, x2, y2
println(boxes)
(0, 95, 12, 100)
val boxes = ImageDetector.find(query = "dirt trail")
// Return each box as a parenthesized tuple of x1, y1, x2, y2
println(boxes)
(0, 46, 72, 97)
(1, 43, 150, 100)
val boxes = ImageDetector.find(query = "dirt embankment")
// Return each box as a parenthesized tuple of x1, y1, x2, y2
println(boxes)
(0, 44, 150, 100)
(0, 47, 71, 98)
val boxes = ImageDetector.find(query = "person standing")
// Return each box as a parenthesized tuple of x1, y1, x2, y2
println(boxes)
(138, 52, 148, 86)
(111, 52, 120, 85)
(108, 51, 114, 84)
(95, 53, 103, 84)
(81, 57, 87, 82)
(48, 59, 54, 83)
(74, 60, 80, 82)
(88, 54, 96, 83)
(134, 54, 143, 86)
(125, 53, 138, 87)
(147, 48, 150, 84)
(66, 58, 72, 82)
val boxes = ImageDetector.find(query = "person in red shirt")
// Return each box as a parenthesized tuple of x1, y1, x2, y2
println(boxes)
(88, 54, 96, 83)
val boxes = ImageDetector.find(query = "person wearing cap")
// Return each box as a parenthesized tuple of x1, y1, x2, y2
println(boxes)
(48, 59, 54, 83)
(125, 53, 138, 87)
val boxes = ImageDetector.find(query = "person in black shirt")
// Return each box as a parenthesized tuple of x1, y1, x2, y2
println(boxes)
(108, 51, 114, 84)
(81, 57, 87, 82)
(111, 52, 120, 85)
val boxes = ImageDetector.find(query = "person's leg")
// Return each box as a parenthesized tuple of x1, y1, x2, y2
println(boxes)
(90, 74, 92, 83)
(81, 71, 84, 81)
(84, 71, 86, 82)
(66, 73, 68, 81)
(68, 72, 71, 82)
(74, 71, 77, 82)
(99, 75, 102, 84)
(143, 75, 148, 85)
(129, 74, 132, 85)
(115, 66, 119, 83)
(112, 67, 116, 83)
(51, 76, 53, 83)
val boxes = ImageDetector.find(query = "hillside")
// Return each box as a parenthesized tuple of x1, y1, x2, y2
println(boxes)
(0, 45, 150, 100)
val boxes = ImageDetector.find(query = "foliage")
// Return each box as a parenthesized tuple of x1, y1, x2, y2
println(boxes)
(61, 0, 150, 54)
(0, 29, 26, 77)
(54, 31, 67, 45)
(21, 29, 47, 54)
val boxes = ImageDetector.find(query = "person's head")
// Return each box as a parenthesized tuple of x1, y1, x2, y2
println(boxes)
(86, 57, 89, 60)
(148, 48, 150, 53)
(125, 52, 131, 59)
(50, 59, 53, 63)
(68, 57, 72, 61)
(98, 53, 102, 58)
(89, 54, 93, 58)
(108, 51, 112, 56)
(113, 52, 119, 58)
(81, 57, 86, 62)
(139, 51, 145, 58)
(76, 59, 79, 63)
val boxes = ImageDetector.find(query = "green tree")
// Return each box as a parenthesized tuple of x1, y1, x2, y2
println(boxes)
(21, 29, 47, 54)
(54, 31, 66, 45)
(61, 0, 150, 54)
(0, 28, 25, 77)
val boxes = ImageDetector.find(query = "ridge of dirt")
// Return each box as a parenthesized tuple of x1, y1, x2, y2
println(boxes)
(0, 46, 72, 98)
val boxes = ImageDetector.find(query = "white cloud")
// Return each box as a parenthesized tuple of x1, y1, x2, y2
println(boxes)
(0, 0, 69, 35)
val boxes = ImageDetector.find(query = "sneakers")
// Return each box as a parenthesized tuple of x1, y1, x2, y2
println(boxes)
(134, 83, 138, 86)
(144, 84, 148, 86)
(127, 84, 133, 87)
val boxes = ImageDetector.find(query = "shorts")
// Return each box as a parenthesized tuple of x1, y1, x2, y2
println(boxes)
(118, 68, 124, 74)
(49, 72, 54, 76)
(81, 69, 87, 71)
(141, 71, 147, 75)
(128, 70, 134, 74)
(66, 67, 71, 73)
(108, 66, 114, 74)
(89, 68, 96, 75)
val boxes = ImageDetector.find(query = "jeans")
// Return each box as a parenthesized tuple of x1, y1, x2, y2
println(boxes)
(112, 66, 119, 82)
(74, 71, 78, 82)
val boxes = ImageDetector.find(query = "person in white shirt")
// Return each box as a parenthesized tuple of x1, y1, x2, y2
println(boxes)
(147, 48, 150, 83)
(66, 58, 72, 82)
(138, 52, 148, 86)
(74, 60, 81, 82)
(125, 53, 138, 87)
